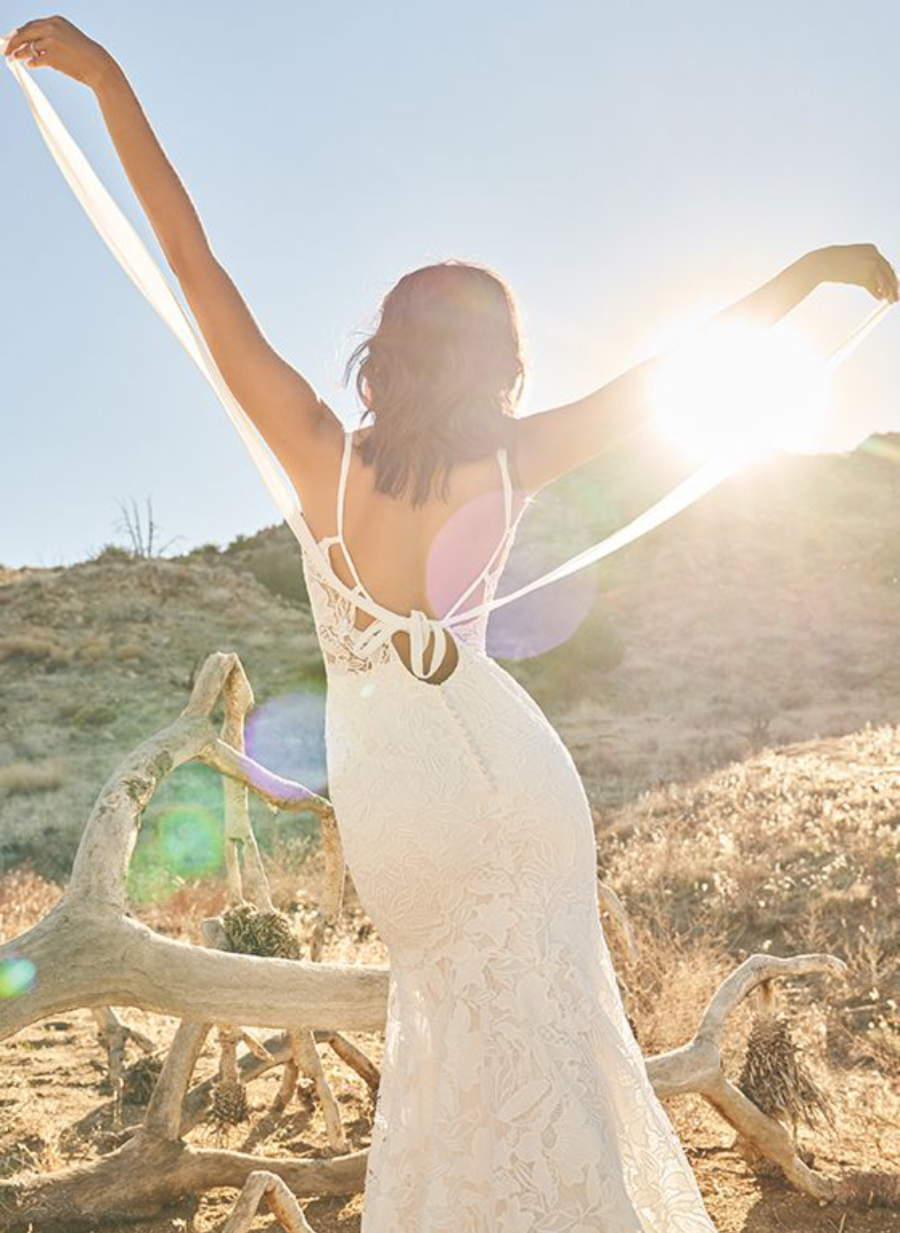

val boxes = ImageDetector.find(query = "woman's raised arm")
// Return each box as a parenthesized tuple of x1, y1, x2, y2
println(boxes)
(511, 244, 898, 495)
(4, 17, 341, 492)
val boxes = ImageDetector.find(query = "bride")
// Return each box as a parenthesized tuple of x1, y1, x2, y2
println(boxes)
(6, 18, 897, 1232)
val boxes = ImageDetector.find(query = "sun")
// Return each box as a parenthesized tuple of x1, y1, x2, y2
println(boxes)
(650, 317, 831, 465)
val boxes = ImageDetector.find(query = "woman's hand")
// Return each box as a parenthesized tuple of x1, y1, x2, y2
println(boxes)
(817, 243, 899, 302)
(3, 15, 115, 89)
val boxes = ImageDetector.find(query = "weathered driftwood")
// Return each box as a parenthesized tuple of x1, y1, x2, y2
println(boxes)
(202, 692, 347, 1151)
(176, 1028, 379, 1138)
(0, 652, 388, 1042)
(90, 1006, 155, 1126)
(0, 650, 887, 1230)
(220, 1169, 317, 1233)
(0, 652, 376, 1230)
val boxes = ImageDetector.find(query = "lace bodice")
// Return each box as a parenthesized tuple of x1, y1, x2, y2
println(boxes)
(298, 431, 520, 681)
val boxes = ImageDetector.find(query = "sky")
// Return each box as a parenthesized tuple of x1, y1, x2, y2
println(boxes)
(2, 0, 899, 568)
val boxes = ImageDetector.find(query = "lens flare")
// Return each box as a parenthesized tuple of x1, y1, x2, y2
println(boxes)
(0, 955, 36, 998)
(128, 796, 223, 904)
(158, 803, 223, 878)
(487, 542, 598, 660)
(426, 484, 599, 660)
(652, 318, 830, 464)
(426, 486, 511, 621)
(245, 689, 327, 797)
(860, 434, 900, 466)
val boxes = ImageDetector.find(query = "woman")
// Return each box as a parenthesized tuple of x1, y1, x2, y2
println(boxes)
(6, 18, 897, 1232)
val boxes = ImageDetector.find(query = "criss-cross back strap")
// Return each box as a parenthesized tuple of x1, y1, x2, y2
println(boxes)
(441, 446, 514, 623)
(328, 430, 448, 680)
(322, 432, 513, 679)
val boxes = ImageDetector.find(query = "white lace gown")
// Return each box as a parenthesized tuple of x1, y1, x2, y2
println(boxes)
(297, 430, 719, 1232)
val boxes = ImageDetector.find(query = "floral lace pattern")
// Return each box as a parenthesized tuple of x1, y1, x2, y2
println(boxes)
(301, 542, 395, 675)
(300, 521, 517, 678)
(298, 513, 719, 1231)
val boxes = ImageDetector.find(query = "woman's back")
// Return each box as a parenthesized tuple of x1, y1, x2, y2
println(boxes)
(294, 424, 526, 622)
(296, 425, 527, 684)
(292, 421, 534, 684)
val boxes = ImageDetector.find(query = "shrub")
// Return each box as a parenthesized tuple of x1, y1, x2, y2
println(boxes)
(58, 699, 118, 727)
(87, 543, 136, 564)
(0, 759, 66, 797)
(115, 642, 148, 663)
(75, 636, 112, 664)
(181, 542, 222, 560)
(0, 634, 69, 665)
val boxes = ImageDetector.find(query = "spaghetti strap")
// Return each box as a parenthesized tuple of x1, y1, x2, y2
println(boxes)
(336, 429, 353, 540)
(499, 444, 513, 532)
(331, 434, 513, 628)
(334, 430, 367, 594)
(442, 446, 515, 623)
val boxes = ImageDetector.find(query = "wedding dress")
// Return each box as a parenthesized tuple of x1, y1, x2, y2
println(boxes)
(296, 427, 720, 1232)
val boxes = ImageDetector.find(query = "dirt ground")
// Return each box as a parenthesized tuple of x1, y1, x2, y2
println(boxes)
(2, 857, 898, 1233)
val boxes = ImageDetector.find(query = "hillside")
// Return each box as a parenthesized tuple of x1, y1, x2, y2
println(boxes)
(0, 554, 324, 879)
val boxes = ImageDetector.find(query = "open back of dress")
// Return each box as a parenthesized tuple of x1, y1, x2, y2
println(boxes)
(299, 430, 519, 684)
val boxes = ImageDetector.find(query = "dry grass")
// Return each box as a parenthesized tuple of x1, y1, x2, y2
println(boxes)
(2, 840, 899, 1232)
(0, 866, 62, 937)
(0, 556, 323, 877)
(0, 759, 67, 798)
(599, 724, 900, 970)
(0, 632, 70, 666)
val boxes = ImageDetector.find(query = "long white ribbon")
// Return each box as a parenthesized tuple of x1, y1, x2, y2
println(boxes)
(3, 38, 894, 632)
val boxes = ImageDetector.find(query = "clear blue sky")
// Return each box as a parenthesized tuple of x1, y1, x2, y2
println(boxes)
(2, 0, 899, 568)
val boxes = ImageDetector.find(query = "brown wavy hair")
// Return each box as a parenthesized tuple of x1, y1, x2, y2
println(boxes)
(341, 260, 528, 507)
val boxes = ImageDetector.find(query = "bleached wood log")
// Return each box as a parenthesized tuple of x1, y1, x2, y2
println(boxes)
(178, 1028, 379, 1135)
(205, 685, 349, 1152)
(144, 1021, 211, 1139)
(597, 879, 638, 960)
(645, 951, 850, 1202)
(0, 908, 389, 1040)
(293, 1029, 348, 1153)
(0, 653, 382, 1043)
(0, 1135, 368, 1231)
(219, 1169, 317, 1233)
(91, 1006, 155, 1056)
(0, 651, 379, 1229)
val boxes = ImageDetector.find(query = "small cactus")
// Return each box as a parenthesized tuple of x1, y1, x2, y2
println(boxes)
(212, 1076, 250, 1127)
(738, 1011, 834, 1140)
(220, 901, 301, 960)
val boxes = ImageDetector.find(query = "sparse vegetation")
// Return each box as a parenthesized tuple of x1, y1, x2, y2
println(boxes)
(0, 632, 70, 666)
(0, 759, 66, 797)
(113, 494, 183, 559)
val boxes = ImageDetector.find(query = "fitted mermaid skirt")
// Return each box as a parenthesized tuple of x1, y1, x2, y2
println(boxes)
(322, 640, 719, 1233)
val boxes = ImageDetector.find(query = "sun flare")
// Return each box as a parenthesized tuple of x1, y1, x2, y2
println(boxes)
(651, 318, 831, 464)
